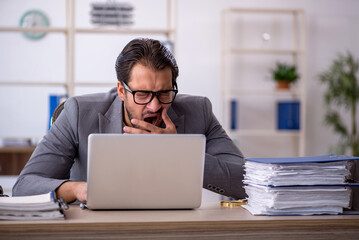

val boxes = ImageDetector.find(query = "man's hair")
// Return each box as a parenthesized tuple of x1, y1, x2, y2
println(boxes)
(115, 38, 179, 88)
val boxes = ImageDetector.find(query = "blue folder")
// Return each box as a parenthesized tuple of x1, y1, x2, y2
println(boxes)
(277, 101, 300, 130)
(245, 154, 359, 164)
(230, 100, 237, 130)
(48, 94, 67, 130)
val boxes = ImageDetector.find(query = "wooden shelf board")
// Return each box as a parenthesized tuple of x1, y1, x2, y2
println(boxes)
(229, 129, 301, 137)
(0, 27, 175, 35)
(225, 89, 300, 96)
(74, 82, 116, 86)
(75, 27, 174, 35)
(225, 8, 304, 14)
(0, 146, 36, 153)
(0, 81, 66, 86)
(0, 27, 67, 33)
(226, 48, 303, 55)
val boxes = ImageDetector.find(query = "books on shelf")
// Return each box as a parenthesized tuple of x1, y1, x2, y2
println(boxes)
(0, 191, 66, 220)
(277, 101, 300, 130)
(90, 2, 134, 26)
(230, 99, 238, 130)
(242, 154, 359, 216)
(49, 94, 68, 130)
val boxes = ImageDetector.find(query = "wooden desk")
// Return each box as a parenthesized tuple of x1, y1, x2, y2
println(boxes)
(1, 203, 359, 240)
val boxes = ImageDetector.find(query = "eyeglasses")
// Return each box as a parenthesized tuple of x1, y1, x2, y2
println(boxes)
(122, 81, 178, 105)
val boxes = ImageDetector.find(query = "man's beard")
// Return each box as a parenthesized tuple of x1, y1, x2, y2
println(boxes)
(125, 104, 140, 128)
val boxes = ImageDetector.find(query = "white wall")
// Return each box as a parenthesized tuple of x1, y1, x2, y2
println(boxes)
(0, 0, 358, 158)
(175, 0, 359, 157)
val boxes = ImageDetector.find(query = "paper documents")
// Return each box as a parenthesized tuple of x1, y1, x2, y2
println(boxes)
(243, 160, 351, 186)
(0, 191, 65, 220)
(242, 155, 359, 216)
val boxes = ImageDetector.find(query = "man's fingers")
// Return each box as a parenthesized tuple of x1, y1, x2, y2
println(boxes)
(123, 125, 149, 134)
(123, 118, 154, 133)
(75, 182, 87, 202)
(161, 108, 171, 126)
(122, 110, 177, 134)
(131, 119, 156, 132)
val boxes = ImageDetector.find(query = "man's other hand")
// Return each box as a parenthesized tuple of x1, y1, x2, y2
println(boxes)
(55, 181, 87, 203)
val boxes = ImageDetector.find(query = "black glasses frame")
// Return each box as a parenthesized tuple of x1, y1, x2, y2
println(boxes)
(122, 81, 178, 105)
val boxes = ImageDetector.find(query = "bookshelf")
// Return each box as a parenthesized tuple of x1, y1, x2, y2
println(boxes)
(221, 8, 306, 157)
(0, 0, 177, 174)
(0, 0, 177, 97)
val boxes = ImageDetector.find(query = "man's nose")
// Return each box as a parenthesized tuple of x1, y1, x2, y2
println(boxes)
(146, 96, 162, 112)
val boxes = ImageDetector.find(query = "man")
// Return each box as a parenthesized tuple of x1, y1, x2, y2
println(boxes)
(12, 38, 245, 202)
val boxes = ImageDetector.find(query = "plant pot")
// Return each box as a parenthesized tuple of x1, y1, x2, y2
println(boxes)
(276, 81, 290, 90)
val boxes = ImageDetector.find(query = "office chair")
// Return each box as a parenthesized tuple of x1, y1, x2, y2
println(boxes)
(51, 101, 66, 126)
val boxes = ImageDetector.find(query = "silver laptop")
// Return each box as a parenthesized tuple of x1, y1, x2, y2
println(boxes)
(86, 134, 206, 210)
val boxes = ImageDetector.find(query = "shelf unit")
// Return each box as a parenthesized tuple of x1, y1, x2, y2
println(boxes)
(221, 8, 306, 157)
(0, 0, 177, 97)
(0, 0, 177, 175)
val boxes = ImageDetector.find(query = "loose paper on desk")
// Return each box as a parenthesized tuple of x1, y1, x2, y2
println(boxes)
(0, 191, 65, 220)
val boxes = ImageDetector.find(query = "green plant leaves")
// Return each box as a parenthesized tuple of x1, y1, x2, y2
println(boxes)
(319, 52, 359, 156)
(271, 62, 299, 83)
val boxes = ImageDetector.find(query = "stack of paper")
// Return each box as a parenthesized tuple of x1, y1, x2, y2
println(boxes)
(242, 155, 359, 216)
(0, 191, 65, 220)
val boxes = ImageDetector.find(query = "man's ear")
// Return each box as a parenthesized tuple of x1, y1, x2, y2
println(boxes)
(117, 81, 125, 101)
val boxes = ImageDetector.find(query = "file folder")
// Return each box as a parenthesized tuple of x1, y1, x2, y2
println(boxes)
(245, 154, 359, 164)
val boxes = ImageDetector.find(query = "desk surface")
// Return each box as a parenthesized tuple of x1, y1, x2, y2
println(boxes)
(1, 203, 359, 240)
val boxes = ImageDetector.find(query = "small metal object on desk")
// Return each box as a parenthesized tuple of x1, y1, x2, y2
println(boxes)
(220, 199, 247, 207)
(58, 197, 69, 210)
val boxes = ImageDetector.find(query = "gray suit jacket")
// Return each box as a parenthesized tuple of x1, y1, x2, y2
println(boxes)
(12, 88, 246, 199)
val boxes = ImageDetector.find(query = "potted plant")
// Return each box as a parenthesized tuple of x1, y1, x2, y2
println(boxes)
(271, 62, 299, 90)
(319, 52, 359, 156)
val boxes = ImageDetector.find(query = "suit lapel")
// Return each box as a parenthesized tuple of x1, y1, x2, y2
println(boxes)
(98, 96, 123, 134)
(167, 107, 185, 133)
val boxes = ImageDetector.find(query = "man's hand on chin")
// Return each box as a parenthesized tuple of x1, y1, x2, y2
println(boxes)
(123, 108, 177, 134)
